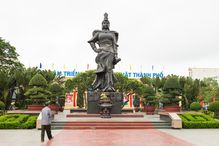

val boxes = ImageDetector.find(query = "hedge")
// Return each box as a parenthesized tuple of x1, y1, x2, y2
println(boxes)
(208, 101, 219, 112)
(0, 114, 37, 129)
(179, 113, 219, 128)
(190, 102, 201, 111)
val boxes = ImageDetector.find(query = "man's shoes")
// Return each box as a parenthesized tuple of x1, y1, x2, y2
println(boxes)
(41, 141, 44, 145)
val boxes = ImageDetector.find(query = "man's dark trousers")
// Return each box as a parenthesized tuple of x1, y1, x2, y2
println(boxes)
(41, 125, 52, 142)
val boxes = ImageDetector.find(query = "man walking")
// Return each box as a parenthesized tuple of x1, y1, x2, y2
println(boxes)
(41, 102, 53, 143)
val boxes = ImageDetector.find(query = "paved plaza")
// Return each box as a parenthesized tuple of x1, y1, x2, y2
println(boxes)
(1, 128, 219, 146)
(1, 110, 219, 146)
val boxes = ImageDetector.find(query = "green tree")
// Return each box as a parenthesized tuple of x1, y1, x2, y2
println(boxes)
(24, 74, 51, 105)
(0, 38, 23, 108)
(193, 79, 201, 98)
(10, 67, 40, 109)
(179, 77, 201, 110)
(140, 77, 152, 86)
(53, 75, 65, 86)
(215, 88, 219, 101)
(143, 85, 156, 106)
(65, 79, 74, 93)
(179, 76, 191, 109)
(200, 78, 218, 102)
(71, 70, 95, 107)
(0, 70, 19, 109)
(152, 77, 162, 93)
(0, 71, 10, 105)
(40, 70, 56, 84)
(0, 37, 22, 71)
(162, 75, 182, 106)
(21, 67, 40, 87)
(114, 72, 129, 92)
(126, 79, 145, 96)
(140, 77, 162, 106)
(49, 83, 64, 105)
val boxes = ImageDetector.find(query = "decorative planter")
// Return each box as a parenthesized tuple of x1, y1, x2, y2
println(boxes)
(144, 105, 156, 115)
(164, 105, 181, 112)
(27, 104, 44, 111)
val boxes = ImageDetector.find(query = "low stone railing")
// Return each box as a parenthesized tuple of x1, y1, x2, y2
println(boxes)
(159, 112, 182, 129)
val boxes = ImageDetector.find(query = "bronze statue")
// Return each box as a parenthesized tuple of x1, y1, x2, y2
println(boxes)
(88, 13, 121, 92)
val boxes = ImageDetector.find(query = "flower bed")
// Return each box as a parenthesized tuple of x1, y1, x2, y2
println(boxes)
(0, 114, 37, 129)
(179, 113, 219, 129)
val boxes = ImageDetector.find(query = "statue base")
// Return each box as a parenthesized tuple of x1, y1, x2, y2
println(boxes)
(87, 91, 123, 114)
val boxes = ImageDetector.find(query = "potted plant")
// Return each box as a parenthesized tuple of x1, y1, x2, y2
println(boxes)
(126, 79, 145, 112)
(58, 95, 65, 112)
(161, 75, 182, 112)
(133, 95, 140, 112)
(143, 86, 157, 114)
(48, 83, 64, 112)
(24, 74, 51, 111)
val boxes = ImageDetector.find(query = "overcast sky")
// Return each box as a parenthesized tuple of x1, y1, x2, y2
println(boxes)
(1, 0, 219, 76)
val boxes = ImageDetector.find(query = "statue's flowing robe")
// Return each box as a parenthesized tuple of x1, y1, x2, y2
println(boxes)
(88, 30, 119, 91)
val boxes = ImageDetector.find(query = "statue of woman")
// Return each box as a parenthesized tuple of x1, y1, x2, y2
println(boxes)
(88, 13, 121, 92)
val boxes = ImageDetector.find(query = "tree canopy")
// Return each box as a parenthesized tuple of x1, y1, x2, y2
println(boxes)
(0, 37, 22, 72)
(25, 74, 51, 104)
(29, 74, 48, 87)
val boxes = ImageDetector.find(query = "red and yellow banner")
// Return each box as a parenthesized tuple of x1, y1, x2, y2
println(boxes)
(64, 90, 78, 109)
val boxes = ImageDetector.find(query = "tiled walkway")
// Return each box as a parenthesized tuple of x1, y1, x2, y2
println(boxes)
(1, 128, 219, 146)
(44, 129, 195, 146)
(45, 110, 195, 146)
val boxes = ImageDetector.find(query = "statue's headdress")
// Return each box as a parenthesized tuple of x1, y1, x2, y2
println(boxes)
(102, 13, 110, 24)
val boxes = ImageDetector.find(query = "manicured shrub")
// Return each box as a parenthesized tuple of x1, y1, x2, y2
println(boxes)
(190, 102, 201, 111)
(162, 76, 182, 106)
(179, 113, 219, 128)
(202, 110, 214, 118)
(0, 114, 37, 129)
(29, 74, 47, 87)
(25, 73, 51, 105)
(22, 116, 37, 129)
(49, 83, 64, 104)
(208, 101, 219, 112)
(0, 101, 5, 110)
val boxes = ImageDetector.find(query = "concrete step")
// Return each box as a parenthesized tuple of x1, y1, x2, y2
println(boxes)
(51, 121, 171, 129)
(52, 121, 170, 125)
(52, 123, 170, 126)
(52, 125, 171, 129)
(66, 114, 144, 118)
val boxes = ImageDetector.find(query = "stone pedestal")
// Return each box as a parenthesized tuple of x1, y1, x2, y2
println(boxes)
(87, 91, 123, 114)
